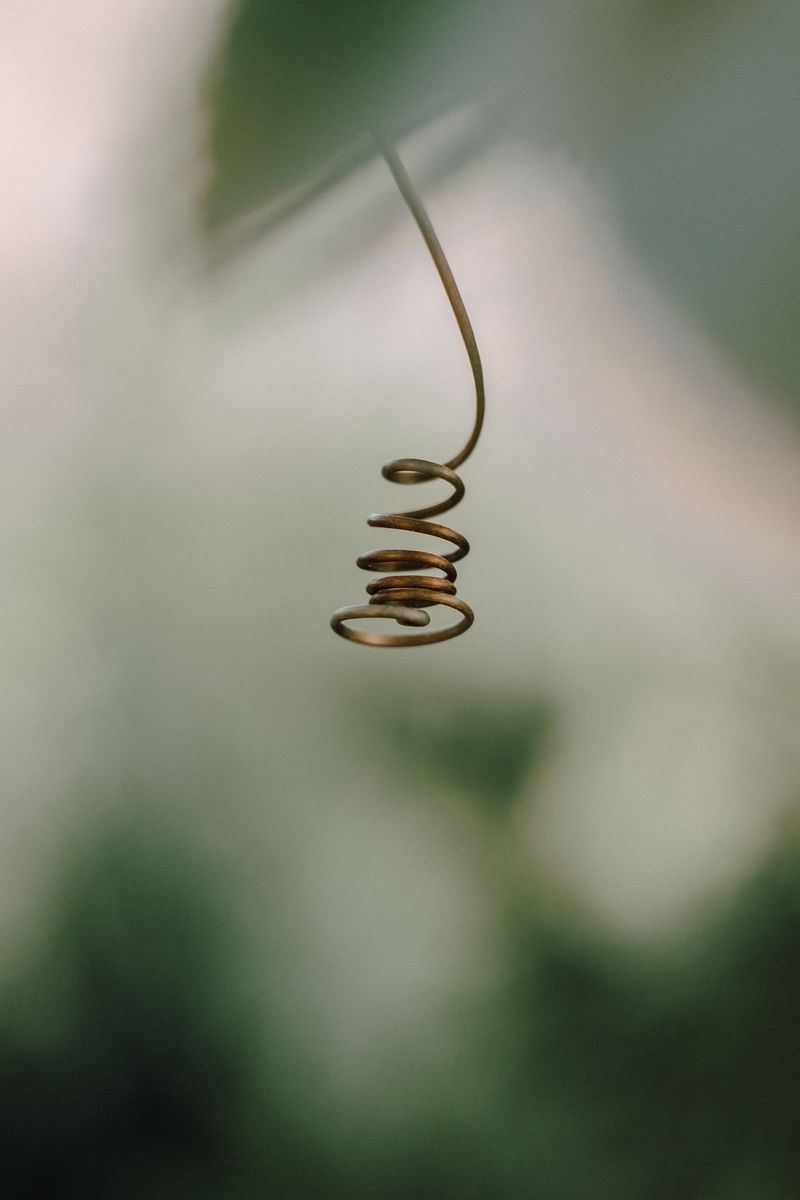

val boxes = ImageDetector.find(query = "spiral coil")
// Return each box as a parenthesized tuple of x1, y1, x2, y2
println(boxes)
(331, 456, 474, 646)
(330, 137, 484, 647)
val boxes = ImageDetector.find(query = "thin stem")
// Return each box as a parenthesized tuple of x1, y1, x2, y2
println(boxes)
(374, 134, 485, 471)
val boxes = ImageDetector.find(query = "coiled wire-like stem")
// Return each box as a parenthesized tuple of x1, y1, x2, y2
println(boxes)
(330, 138, 484, 647)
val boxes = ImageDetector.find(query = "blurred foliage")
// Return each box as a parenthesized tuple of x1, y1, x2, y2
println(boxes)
(207, 0, 463, 226)
(4, 770, 800, 1195)
(370, 694, 552, 816)
(505, 833, 800, 1199)
(0, 808, 330, 1199)
(209, 0, 800, 404)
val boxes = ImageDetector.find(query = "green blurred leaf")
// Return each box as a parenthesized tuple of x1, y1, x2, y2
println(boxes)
(207, 0, 465, 227)
(370, 694, 552, 816)
(208, 0, 800, 404)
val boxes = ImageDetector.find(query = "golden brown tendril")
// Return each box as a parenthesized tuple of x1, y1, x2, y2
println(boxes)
(330, 137, 485, 647)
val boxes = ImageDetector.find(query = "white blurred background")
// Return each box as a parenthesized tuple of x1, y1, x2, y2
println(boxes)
(3, 4, 800, 1196)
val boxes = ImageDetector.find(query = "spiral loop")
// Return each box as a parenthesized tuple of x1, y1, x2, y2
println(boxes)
(330, 138, 483, 648)
(331, 458, 474, 646)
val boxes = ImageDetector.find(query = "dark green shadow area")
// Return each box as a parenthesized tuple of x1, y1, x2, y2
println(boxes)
(207, 0, 465, 228)
(500, 831, 800, 1199)
(4, 790, 800, 1197)
(369, 694, 553, 817)
(0, 806, 330, 1200)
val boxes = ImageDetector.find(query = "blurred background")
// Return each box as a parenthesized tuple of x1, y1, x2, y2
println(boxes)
(3, 1, 800, 1195)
